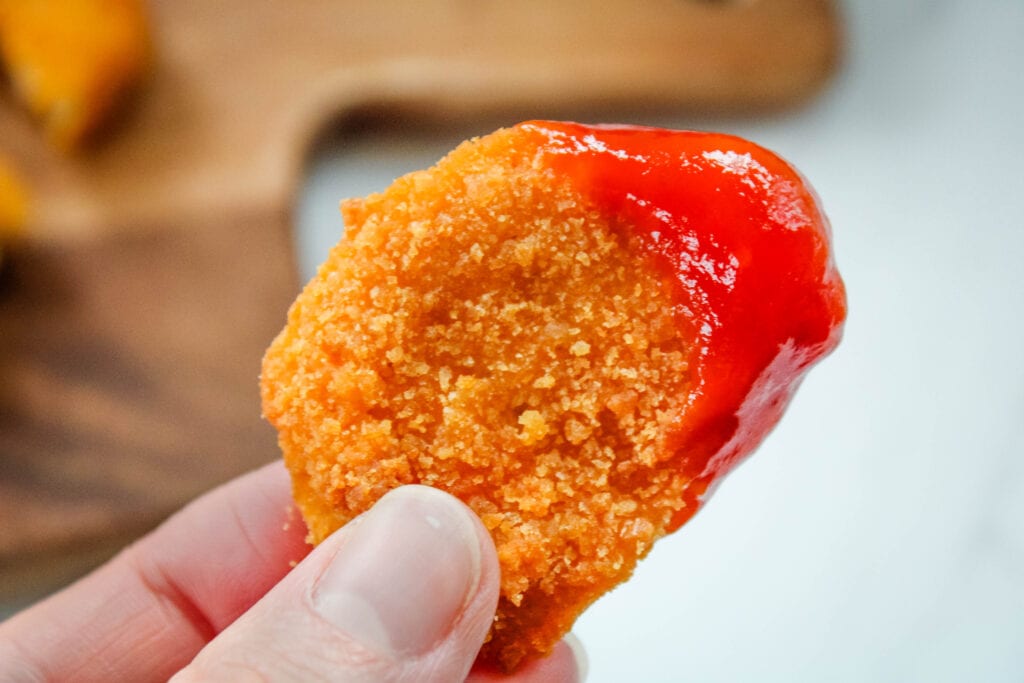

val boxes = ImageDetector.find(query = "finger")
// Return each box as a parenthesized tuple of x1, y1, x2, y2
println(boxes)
(467, 635, 587, 683)
(172, 485, 501, 682)
(0, 461, 310, 683)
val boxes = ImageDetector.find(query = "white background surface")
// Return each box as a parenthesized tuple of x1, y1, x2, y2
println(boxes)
(298, 1, 1024, 680)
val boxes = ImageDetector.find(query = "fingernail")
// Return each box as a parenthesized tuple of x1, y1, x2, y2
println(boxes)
(313, 485, 482, 656)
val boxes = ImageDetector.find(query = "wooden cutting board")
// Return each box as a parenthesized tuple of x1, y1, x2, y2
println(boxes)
(0, 0, 839, 600)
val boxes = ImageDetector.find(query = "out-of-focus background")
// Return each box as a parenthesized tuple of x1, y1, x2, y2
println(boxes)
(3, 1, 1023, 681)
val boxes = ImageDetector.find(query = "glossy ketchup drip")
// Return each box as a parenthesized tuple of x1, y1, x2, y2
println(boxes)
(521, 121, 847, 529)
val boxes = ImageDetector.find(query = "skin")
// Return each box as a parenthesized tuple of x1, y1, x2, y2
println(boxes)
(0, 462, 583, 682)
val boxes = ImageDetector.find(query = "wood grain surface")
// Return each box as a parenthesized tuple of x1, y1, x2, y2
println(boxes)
(0, 0, 839, 600)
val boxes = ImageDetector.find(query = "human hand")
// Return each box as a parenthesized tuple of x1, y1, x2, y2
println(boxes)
(0, 462, 585, 682)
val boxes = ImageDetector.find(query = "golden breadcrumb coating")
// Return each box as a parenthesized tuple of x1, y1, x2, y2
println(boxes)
(261, 127, 695, 670)
(0, 0, 149, 149)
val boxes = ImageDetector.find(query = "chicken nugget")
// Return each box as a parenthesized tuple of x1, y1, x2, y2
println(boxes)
(0, 0, 150, 149)
(261, 121, 846, 670)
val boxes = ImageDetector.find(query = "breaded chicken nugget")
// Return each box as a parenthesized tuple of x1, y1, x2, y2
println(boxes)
(0, 0, 149, 149)
(261, 121, 846, 670)
(0, 156, 27, 240)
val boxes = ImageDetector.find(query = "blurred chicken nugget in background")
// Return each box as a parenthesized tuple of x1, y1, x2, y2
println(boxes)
(0, 157, 28, 252)
(0, 0, 150, 150)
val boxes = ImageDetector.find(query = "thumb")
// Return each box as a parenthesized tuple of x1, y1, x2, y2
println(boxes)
(172, 485, 499, 682)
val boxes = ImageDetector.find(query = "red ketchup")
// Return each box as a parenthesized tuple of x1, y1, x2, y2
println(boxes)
(521, 121, 847, 530)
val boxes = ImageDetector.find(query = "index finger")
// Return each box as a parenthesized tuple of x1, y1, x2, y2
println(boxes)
(0, 461, 310, 683)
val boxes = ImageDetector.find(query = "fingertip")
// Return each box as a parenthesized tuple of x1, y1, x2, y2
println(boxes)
(312, 484, 486, 656)
(177, 483, 502, 681)
(563, 632, 588, 682)
(467, 635, 586, 682)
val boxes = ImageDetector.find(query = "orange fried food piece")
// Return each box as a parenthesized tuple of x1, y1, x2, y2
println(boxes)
(0, 156, 28, 239)
(0, 0, 149, 149)
(261, 122, 846, 670)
